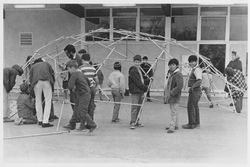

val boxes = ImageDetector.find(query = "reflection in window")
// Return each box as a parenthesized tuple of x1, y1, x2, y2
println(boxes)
(140, 17, 165, 40)
(230, 16, 248, 41)
(113, 18, 136, 40)
(199, 44, 226, 73)
(85, 17, 110, 41)
(230, 6, 248, 15)
(201, 7, 227, 16)
(201, 17, 226, 40)
(172, 7, 198, 16)
(171, 16, 197, 41)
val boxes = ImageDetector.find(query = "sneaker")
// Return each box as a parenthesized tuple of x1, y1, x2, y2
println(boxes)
(135, 122, 144, 127)
(130, 123, 136, 129)
(182, 124, 196, 129)
(165, 126, 178, 130)
(76, 127, 89, 132)
(111, 118, 120, 123)
(42, 123, 54, 128)
(230, 103, 233, 106)
(167, 129, 174, 133)
(38, 121, 42, 126)
(49, 118, 54, 122)
(63, 123, 76, 130)
(209, 104, 214, 108)
(147, 99, 152, 102)
(3, 117, 14, 123)
(15, 117, 23, 125)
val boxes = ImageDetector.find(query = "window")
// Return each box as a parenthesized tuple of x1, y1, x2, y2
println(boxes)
(85, 9, 110, 41)
(85, 17, 110, 41)
(113, 8, 137, 40)
(199, 44, 226, 73)
(201, 17, 226, 40)
(20, 32, 32, 46)
(171, 7, 198, 41)
(140, 8, 165, 40)
(230, 6, 248, 41)
(201, 7, 227, 16)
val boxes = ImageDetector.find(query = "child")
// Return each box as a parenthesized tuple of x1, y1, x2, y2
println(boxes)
(225, 67, 247, 113)
(94, 63, 104, 100)
(3, 64, 24, 122)
(182, 55, 202, 129)
(165, 58, 183, 133)
(128, 55, 148, 129)
(67, 60, 97, 133)
(15, 83, 37, 125)
(108, 62, 125, 123)
(201, 68, 214, 108)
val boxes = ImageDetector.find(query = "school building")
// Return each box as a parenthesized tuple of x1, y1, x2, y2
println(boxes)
(3, 4, 248, 92)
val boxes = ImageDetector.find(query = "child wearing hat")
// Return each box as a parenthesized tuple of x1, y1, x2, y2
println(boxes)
(3, 64, 24, 122)
(15, 82, 37, 125)
(108, 62, 125, 123)
(128, 55, 149, 129)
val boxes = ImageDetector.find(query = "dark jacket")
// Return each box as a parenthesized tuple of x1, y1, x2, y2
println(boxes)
(17, 93, 36, 119)
(3, 67, 19, 93)
(29, 62, 55, 90)
(97, 70, 104, 85)
(140, 62, 153, 85)
(226, 57, 242, 72)
(68, 71, 90, 96)
(166, 69, 184, 104)
(128, 66, 148, 94)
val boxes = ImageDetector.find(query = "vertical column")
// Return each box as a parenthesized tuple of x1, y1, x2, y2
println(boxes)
(225, 6, 231, 68)
(164, 16, 171, 90)
(136, 7, 140, 41)
(80, 18, 86, 49)
(110, 8, 113, 41)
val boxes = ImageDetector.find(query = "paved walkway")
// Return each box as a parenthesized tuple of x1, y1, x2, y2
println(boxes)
(3, 96, 248, 165)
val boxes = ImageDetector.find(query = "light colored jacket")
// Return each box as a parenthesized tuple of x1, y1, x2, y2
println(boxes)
(108, 70, 125, 93)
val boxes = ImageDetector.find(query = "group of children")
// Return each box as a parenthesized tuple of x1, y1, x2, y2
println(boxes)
(3, 45, 246, 134)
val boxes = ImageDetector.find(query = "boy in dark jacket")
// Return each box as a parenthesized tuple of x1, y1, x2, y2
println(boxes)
(182, 55, 202, 129)
(226, 51, 242, 72)
(3, 64, 23, 122)
(165, 58, 183, 133)
(15, 82, 37, 125)
(67, 60, 97, 133)
(128, 55, 148, 129)
(140, 56, 153, 102)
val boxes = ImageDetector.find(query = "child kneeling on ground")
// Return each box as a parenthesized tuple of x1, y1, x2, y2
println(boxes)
(15, 82, 37, 125)
(165, 58, 183, 133)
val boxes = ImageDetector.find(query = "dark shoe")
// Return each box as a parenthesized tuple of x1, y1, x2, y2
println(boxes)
(63, 123, 76, 130)
(167, 129, 174, 133)
(38, 121, 42, 126)
(51, 115, 59, 120)
(165, 126, 178, 130)
(88, 125, 97, 132)
(135, 122, 144, 127)
(49, 118, 54, 122)
(182, 124, 196, 129)
(209, 104, 214, 108)
(42, 123, 54, 128)
(111, 118, 120, 123)
(230, 103, 233, 106)
(147, 99, 152, 102)
(130, 123, 136, 129)
(3, 117, 14, 123)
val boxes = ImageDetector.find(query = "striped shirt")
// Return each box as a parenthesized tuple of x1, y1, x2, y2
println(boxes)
(79, 62, 97, 87)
